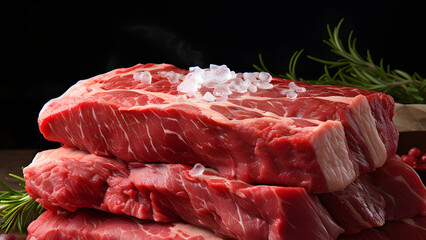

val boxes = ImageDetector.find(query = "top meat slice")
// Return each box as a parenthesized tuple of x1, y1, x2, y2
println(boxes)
(38, 63, 398, 193)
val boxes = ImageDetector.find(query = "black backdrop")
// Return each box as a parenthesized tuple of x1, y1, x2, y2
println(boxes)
(2, 1, 425, 149)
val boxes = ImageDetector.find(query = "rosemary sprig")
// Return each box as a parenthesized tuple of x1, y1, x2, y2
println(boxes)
(253, 19, 426, 104)
(0, 173, 44, 233)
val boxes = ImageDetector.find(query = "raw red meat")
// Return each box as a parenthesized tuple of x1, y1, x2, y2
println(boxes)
(38, 63, 398, 193)
(338, 216, 426, 240)
(319, 175, 386, 234)
(319, 156, 426, 234)
(28, 209, 426, 240)
(24, 147, 343, 240)
(27, 209, 221, 240)
(370, 155, 426, 220)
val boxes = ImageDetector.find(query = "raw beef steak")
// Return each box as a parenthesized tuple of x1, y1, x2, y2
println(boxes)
(27, 209, 426, 240)
(27, 209, 221, 240)
(319, 156, 426, 234)
(370, 155, 426, 220)
(38, 63, 398, 193)
(24, 147, 343, 240)
(319, 175, 386, 234)
(339, 216, 426, 240)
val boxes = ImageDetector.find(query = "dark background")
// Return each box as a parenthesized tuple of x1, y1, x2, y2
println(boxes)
(2, 1, 425, 150)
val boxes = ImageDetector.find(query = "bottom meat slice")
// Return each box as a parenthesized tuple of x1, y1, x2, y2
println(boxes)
(24, 147, 342, 240)
(339, 215, 426, 240)
(27, 209, 426, 240)
(27, 208, 222, 240)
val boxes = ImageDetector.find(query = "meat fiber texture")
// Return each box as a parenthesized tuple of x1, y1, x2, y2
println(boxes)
(319, 156, 426, 234)
(27, 209, 426, 240)
(27, 208, 221, 240)
(24, 147, 343, 240)
(38, 63, 398, 193)
(339, 216, 426, 240)
(24, 148, 426, 238)
(24, 148, 426, 236)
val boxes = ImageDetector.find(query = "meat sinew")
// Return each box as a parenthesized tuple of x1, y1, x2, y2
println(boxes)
(24, 147, 343, 240)
(38, 63, 398, 193)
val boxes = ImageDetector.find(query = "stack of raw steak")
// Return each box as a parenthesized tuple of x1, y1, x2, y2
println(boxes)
(24, 63, 426, 239)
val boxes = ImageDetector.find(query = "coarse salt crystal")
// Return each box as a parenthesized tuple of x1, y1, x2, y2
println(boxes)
(133, 71, 152, 84)
(177, 72, 202, 94)
(228, 78, 246, 93)
(206, 64, 237, 83)
(288, 81, 306, 92)
(248, 84, 257, 93)
(213, 84, 232, 97)
(286, 91, 298, 99)
(174, 64, 276, 101)
(202, 92, 217, 102)
(159, 71, 182, 84)
(189, 66, 202, 72)
(257, 82, 274, 89)
(204, 80, 219, 88)
(189, 163, 205, 177)
(243, 72, 257, 83)
(239, 80, 251, 93)
(280, 81, 306, 99)
(258, 72, 272, 82)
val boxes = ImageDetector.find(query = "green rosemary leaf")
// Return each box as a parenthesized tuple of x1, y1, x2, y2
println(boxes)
(254, 18, 425, 104)
(0, 180, 20, 196)
(285, 49, 304, 81)
(420, 78, 426, 89)
(252, 64, 264, 73)
(8, 174, 25, 183)
(0, 173, 45, 233)
(252, 54, 274, 75)
(307, 55, 346, 67)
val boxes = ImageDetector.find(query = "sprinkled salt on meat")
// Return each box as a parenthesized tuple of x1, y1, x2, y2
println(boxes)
(38, 63, 398, 193)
